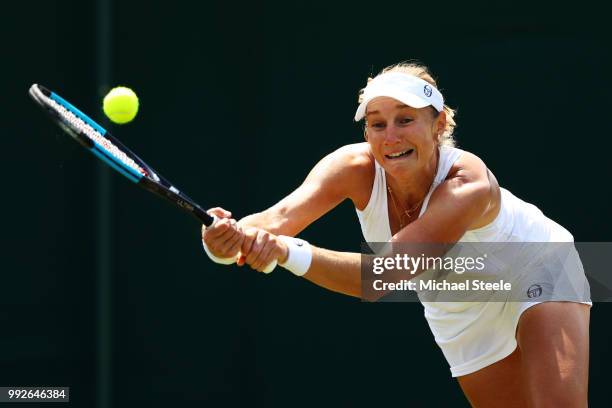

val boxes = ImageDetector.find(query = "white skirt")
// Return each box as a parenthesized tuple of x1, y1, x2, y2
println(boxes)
(420, 243, 592, 377)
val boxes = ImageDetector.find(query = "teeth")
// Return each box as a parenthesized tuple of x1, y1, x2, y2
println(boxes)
(387, 149, 411, 158)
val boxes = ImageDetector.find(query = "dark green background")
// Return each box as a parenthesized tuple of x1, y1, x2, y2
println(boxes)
(2, 0, 611, 406)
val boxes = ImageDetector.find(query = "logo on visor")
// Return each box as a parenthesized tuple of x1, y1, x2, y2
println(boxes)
(423, 85, 433, 97)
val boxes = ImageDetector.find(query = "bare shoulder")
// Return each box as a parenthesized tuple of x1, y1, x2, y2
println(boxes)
(312, 142, 374, 177)
(328, 142, 374, 173)
(311, 142, 375, 209)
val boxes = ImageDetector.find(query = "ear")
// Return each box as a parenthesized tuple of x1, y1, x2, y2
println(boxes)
(363, 126, 368, 141)
(434, 110, 447, 138)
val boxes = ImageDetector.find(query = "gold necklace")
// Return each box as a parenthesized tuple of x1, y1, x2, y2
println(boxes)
(387, 185, 426, 229)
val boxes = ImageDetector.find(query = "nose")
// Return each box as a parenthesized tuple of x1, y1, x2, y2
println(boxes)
(383, 123, 402, 144)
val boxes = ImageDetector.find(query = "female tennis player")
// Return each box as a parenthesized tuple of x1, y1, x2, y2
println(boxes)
(202, 62, 591, 407)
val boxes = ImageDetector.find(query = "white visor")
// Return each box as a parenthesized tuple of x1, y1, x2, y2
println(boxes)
(354, 72, 444, 121)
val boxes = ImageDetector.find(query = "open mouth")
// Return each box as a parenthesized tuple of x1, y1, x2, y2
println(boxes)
(385, 149, 414, 159)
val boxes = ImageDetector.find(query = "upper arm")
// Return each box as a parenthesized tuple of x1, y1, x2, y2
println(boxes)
(239, 144, 373, 236)
(392, 152, 495, 244)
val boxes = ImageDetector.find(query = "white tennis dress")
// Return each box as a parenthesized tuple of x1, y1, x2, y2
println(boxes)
(356, 145, 591, 377)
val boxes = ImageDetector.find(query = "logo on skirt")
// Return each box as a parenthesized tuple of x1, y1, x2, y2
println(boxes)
(527, 284, 543, 298)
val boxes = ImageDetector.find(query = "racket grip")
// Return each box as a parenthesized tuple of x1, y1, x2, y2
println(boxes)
(262, 259, 277, 274)
(202, 244, 277, 273)
(201, 240, 238, 265)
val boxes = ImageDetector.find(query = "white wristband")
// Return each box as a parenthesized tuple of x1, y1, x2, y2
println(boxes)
(277, 235, 312, 276)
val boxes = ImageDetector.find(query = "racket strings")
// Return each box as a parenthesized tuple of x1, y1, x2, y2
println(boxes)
(45, 93, 147, 177)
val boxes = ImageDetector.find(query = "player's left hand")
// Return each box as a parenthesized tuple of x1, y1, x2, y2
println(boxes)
(238, 227, 288, 273)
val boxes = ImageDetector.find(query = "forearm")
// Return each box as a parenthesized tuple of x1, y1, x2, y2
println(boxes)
(238, 205, 310, 237)
(238, 210, 290, 235)
(301, 246, 362, 299)
(294, 244, 440, 301)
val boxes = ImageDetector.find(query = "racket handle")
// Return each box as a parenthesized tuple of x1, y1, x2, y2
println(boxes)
(262, 259, 277, 274)
(194, 206, 215, 226)
(201, 240, 237, 265)
(202, 243, 277, 273)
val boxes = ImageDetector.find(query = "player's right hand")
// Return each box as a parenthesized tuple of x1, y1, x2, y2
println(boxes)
(201, 207, 244, 260)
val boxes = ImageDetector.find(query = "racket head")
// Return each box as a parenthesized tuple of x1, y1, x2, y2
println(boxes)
(29, 84, 212, 225)
(29, 84, 151, 182)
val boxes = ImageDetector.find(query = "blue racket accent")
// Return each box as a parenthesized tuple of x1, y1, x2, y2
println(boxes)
(50, 91, 108, 136)
(48, 89, 143, 183)
(31, 84, 215, 226)
(91, 143, 142, 183)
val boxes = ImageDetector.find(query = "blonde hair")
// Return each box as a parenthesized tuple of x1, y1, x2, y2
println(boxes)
(359, 62, 457, 147)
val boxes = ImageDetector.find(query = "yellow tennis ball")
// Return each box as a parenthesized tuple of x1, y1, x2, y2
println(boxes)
(103, 86, 139, 124)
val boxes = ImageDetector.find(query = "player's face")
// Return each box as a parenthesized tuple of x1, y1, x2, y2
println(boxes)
(364, 97, 443, 176)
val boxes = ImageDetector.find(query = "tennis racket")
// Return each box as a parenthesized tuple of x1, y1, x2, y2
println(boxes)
(29, 84, 276, 272)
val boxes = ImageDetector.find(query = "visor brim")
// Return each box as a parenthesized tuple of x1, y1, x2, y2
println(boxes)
(354, 92, 432, 121)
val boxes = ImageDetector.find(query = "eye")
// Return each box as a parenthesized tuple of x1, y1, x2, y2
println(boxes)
(370, 122, 385, 129)
(399, 117, 413, 124)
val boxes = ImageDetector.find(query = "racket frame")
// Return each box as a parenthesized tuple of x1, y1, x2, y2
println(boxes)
(29, 84, 213, 226)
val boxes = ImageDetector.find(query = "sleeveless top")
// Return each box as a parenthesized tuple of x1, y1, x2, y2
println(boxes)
(355, 145, 572, 245)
